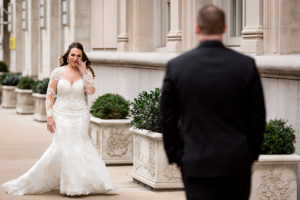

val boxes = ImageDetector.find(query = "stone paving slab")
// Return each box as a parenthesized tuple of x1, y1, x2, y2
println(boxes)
(0, 107, 185, 200)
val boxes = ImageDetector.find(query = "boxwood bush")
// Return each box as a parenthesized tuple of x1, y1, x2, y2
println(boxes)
(130, 88, 162, 132)
(1, 73, 20, 86)
(32, 78, 49, 94)
(90, 93, 130, 119)
(17, 76, 35, 90)
(261, 119, 295, 154)
(0, 61, 8, 72)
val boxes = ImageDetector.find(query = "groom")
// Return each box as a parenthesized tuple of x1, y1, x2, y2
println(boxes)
(160, 5, 266, 200)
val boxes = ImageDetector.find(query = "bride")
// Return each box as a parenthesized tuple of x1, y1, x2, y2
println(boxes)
(2, 42, 114, 196)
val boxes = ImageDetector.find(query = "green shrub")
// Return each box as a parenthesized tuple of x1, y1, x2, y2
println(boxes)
(130, 88, 162, 132)
(17, 76, 35, 89)
(0, 72, 8, 83)
(1, 73, 20, 86)
(90, 93, 130, 119)
(261, 119, 296, 154)
(32, 78, 49, 94)
(0, 61, 8, 72)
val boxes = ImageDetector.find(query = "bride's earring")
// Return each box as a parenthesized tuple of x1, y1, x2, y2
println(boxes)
(66, 59, 69, 64)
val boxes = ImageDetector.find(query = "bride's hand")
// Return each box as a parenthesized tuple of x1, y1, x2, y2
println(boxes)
(47, 117, 56, 134)
(76, 59, 87, 75)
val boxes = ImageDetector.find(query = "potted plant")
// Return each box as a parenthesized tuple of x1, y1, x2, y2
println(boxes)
(89, 93, 132, 164)
(250, 119, 300, 200)
(1, 73, 20, 108)
(15, 76, 35, 114)
(32, 78, 49, 122)
(130, 88, 183, 189)
(0, 61, 8, 102)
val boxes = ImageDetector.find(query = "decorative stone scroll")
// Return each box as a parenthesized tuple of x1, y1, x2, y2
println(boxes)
(89, 116, 132, 165)
(250, 154, 300, 200)
(130, 128, 183, 189)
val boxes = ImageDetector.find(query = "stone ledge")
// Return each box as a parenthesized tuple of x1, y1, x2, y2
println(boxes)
(130, 127, 162, 140)
(2, 85, 17, 89)
(90, 116, 131, 125)
(15, 88, 33, 93)
(256, 154, 300, 164)
(255, 55, 300, 80)
(32, 93, 46, 98)
(88, 51, 300, 79)
(87, 51, 177, 70)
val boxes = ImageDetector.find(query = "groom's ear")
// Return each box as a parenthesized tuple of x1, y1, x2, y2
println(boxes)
(222, 24, 228, 34)
(195, 24, 201, 35)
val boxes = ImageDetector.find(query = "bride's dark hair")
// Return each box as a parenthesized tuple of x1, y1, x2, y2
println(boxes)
(60, 42, 95, 78)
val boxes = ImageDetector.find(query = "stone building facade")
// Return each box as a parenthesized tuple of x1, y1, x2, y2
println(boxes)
(1, 0, 300, 195)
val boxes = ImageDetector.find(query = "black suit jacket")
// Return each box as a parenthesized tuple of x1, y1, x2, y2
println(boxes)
(160, 41, 266, 178)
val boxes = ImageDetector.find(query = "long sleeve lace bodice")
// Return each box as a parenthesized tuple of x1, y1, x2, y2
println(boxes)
(82, 70, 95, 95)
(45, 66, 95, 118)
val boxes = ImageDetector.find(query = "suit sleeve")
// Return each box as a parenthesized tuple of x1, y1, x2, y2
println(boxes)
(247, 59, 266, 161)
(160, 63, 183, 166)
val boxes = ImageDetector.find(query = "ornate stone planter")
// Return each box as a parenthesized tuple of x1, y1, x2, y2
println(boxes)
(1, 86, 17, 108)
(250, 154, 300, 200)
(15, 88, 34, 114)
(0, 84, 2, 104)
(89, 116, 132, 165)
(32, 93, 47, 122)
(130, 128, 183, 189)
(0, 72, 3, 103)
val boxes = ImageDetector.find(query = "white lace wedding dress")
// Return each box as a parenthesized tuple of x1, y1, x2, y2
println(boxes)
(2, 66, 114, 196)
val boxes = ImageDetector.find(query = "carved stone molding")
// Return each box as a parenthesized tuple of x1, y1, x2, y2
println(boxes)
(131, 128, 183, 189)
(257, 169, 295, 200)
(89, 116, 132, 165)
(249, 154, 300, 200)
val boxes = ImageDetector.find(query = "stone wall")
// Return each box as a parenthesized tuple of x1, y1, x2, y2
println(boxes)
(88, 52, 300, 152)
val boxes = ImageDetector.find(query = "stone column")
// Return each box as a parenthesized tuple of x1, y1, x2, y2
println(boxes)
(63, 0, 91, 52)
(2, 0, 10, 66)
(9, 0, 23, 73)
(129, 0, 155, 52)
(117, 0, 129, 51)
(240, 0, 264, 55)
(264, 0, 300, 54)
(23, 0, 39, 77)
(166, 0, 182, 52)
(39, 0, 61, 79)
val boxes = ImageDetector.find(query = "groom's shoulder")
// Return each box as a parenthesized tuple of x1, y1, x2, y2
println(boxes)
(167, 48, 199, 67)
(225, 47, 255, 64)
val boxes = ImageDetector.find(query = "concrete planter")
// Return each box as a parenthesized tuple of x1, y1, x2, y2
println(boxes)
(130, 128, 183, 189)
(90, 116, 132, 165)
(250, 154, 300, 200)
(15, 88, 34, 114)
(1, 86, 17, 108)
(32, 93, 47, 122)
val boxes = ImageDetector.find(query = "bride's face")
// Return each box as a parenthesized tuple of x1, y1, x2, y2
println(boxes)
(68, 48, 82, 67)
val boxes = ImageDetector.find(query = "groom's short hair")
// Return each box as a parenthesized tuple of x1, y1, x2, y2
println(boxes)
(197, 5, 225, 35)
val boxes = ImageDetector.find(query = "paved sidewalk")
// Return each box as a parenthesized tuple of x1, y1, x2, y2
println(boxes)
(0, 107, 185, 200)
